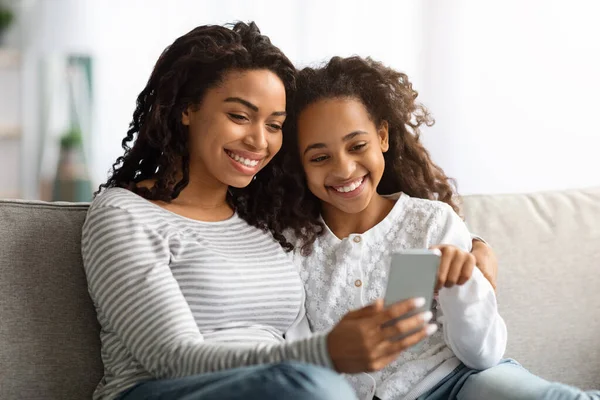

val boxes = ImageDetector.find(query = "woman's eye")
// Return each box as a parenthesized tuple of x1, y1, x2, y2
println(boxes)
(228, 113, 249, 122)
(351, 143, 367, 151)
(310, 155, 328, 163)
(267, 124, 282, 131)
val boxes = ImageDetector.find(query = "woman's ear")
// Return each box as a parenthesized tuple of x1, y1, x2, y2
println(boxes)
(378, 120, 389, 152)
(181, 106, 192, 126)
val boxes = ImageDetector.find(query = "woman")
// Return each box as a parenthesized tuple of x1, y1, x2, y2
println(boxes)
(82, 23, 435, 400)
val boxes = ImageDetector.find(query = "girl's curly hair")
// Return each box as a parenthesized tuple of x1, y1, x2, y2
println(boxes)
(97, 21, 298, 250)
(274, 56, 460, 254)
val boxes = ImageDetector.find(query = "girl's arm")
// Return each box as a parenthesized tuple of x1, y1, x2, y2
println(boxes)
(433, 205, 507, 370)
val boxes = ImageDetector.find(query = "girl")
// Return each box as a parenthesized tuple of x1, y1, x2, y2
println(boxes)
(275, 56, 600, 400)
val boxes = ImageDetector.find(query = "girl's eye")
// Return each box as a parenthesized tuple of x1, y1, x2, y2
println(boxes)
(229, 113, 249, 122)
(267, 124, 282, 131)
(310, 155, 329, 163)
(351, 143, 367, 151)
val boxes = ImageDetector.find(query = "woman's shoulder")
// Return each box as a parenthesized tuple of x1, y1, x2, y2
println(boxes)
(90, 187, 148, 209)
(87, 187, 271, 238)
(86, 187, 164, 226)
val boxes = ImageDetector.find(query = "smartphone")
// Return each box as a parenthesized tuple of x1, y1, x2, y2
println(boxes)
(384, 249, 441, 320)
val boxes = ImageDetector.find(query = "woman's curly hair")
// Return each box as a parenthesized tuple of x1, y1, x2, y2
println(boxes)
(97, 21, 298, 250)
(274, 56, 460, 254)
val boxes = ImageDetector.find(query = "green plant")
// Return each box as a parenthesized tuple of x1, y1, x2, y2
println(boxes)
(60, 127, 83, 149)
(0, 7, 14, 33)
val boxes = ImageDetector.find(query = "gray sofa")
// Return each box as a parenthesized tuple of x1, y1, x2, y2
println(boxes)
(1, 187, 599, 399)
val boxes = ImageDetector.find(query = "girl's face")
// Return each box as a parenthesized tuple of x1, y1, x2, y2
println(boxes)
(182, 69, 287, 189)
(297, 97, 389, 215)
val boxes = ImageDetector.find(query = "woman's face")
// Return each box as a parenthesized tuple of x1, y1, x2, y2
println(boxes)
(182, 69, 287, 188)
(297, 97, 389, 215)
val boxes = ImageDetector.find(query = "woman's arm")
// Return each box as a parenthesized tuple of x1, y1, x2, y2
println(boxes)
(284, 276, 314, 341)
(471, 238, 498, 290)
(82, 204, 332, 380)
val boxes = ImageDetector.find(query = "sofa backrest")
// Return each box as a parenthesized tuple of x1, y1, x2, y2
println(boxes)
(0, 200, 102, 400)
(462, 187, 600, 389)
(1, 187, 599, 399)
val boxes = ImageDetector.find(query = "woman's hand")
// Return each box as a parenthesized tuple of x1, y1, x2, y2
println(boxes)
(327, 298, 437, 373)
(471, 239, 498, 290)
(431, 245, 477, 290)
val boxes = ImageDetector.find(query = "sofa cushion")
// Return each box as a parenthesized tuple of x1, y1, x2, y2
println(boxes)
(0, 200, 102, 400)
(462, 187, 600, 389)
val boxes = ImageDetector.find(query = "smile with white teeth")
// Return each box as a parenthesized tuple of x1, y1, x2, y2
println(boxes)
(331, 176, 364, 193)
(225, 150, 260, 168)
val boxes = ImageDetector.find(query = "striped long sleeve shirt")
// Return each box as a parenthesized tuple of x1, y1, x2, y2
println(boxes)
(81, 188, 331, 400)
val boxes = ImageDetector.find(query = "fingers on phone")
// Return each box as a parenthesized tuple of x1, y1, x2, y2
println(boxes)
(366, 318, 438, 372)
(380, 311, 433, 341)
(388, 323, 438, 353)
(366, 323, 436, 371)
(382, 297, 425, 323)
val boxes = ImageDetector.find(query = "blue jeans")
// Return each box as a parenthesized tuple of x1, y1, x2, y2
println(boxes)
(418, 359, 600, 400)
(118, 361, 357, 400)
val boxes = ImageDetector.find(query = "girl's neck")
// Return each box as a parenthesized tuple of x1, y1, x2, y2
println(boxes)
(321, 193, 395, 239)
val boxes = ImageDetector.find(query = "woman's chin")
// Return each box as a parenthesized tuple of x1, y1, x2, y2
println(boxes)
(225, 176, 256, 189)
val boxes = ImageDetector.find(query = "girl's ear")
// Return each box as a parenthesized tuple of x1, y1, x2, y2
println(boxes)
(378, 120, 389, 152)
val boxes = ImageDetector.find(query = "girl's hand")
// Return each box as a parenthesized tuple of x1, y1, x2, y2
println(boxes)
(431, 245, 476, 290)
(327, 298, 437, 373)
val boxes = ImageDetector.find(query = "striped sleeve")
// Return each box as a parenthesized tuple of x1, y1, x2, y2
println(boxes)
(81, 204, 333, 379)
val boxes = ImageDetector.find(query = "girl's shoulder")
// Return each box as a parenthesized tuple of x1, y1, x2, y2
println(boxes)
(380, 192, 469, 248)
(398, 193, 471, 250)
(385, 192, 457, 226)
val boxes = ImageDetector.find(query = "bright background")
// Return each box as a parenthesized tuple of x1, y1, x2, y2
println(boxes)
(1, 0, 599, 199)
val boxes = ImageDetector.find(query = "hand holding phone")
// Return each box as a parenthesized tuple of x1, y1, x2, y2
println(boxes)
(327, 298, 437, 373)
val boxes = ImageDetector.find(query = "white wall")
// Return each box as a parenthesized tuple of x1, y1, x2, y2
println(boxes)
(12, 0, 600, 197)
(83, 0, 308, 188)
(83, 0, 423, 189)
(419, 0, 600, 194)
